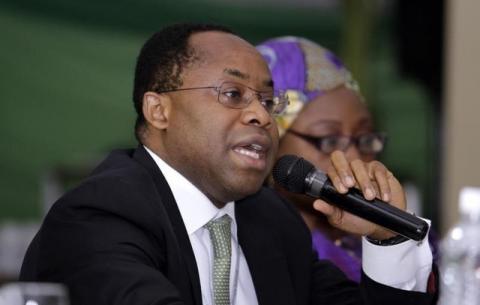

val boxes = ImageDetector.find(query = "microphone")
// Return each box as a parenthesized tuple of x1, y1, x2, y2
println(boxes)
(272, 155, 429, 241)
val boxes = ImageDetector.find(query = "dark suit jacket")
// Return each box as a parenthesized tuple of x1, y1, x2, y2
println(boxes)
(20, 146, 436, 305)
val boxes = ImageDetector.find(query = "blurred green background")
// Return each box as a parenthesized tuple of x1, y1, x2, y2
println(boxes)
(0, 0, 439, 225)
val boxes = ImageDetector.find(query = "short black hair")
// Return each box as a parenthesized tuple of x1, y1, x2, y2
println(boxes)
(133, 22, 234, 142)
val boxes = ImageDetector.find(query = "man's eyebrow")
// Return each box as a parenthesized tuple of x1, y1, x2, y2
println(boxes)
(263, 79, 274, 88)
(223, 68, 273, 88)
(224, 68, 249, 80)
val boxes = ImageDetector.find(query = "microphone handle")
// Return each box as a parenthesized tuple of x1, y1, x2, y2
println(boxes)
(318, 180, 429, 241)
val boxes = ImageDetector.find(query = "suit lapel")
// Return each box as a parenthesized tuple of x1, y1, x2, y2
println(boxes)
(236, 198, 296, 305)
(133, 146, 202, 305)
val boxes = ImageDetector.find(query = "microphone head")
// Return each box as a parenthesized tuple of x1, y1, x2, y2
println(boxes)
(272, 155, 315, 193)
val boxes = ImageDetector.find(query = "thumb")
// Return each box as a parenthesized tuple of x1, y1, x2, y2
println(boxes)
(313, 199, 345, 228)
(313, 199, 335, 216)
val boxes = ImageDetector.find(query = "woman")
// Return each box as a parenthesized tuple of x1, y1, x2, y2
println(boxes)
(257, 37, 387, 282)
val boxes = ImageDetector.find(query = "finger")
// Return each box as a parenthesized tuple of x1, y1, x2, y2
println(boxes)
(385, 171, 407, 210)
(350, 159, 376, 200)
(366, 161, 392, 202)
(313, 200, 344, 226)
(370, 181, 381, 199)
(313, 199, 335, 216)
(330, 151, 355, 188)
(327, 166, 348, 193)
(373, 166, 391, 202)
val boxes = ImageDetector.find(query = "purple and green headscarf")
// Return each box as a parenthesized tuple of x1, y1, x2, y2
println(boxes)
(256, 36, 361, 137)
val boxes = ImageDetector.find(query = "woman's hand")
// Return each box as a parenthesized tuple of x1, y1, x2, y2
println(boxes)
(312, 150, 406, 240)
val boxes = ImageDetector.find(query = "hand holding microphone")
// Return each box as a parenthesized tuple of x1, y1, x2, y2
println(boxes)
(272, 152, 429, 241)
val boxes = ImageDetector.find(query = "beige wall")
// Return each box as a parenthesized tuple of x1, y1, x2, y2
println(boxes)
(442, 0, 480, 233)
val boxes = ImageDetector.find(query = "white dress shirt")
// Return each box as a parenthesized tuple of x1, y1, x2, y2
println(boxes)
(361, 220, 433, 291)
(145, 147, 258, 305)
(145, 146, 433, 305)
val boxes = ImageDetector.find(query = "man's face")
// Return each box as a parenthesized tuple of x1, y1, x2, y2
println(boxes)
(160, 31, 279, 205)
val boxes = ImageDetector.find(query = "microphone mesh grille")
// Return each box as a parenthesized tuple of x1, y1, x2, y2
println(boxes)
(272, 155, 315, 193)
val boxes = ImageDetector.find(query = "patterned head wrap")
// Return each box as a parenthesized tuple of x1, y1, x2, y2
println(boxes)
(256, 36, 361, 137)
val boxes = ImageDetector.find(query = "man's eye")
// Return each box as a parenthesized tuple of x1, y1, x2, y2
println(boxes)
(261, 99, 275, 109)
(223, 89, 242, 99)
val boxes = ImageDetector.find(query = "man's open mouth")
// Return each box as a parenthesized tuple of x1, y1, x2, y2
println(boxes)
(233, 143, 265, 160)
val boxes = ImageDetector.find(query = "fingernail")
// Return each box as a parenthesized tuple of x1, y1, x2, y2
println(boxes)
(383, 193, 390, 202)
(338, 183, 348, 193)
(344, 175, 354, 187)
(365, 187, 375, 199)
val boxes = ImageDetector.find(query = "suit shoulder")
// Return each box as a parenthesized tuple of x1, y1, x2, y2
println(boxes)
(238, 187, 310, 233)
(64, 148, 152, 197)
(244, 187, 301, 214)
(47, 148, 164, 227)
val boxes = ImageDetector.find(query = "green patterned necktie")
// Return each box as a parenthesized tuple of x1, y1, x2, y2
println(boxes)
(205, 214, 232, 305)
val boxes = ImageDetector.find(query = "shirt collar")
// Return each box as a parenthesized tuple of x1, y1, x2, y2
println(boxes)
(144, 146, 236, 235)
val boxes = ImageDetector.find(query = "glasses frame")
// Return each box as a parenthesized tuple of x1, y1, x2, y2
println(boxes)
(286, 129, 387, 155)
(155, 81, 289, 116)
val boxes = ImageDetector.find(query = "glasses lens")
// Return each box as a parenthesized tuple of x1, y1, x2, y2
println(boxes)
(261, 95, 288, 115)
(357, 133, 385, 154)
(319, 136, 350, 154)
(218, 82, 248, 109)
(218, 82, 288, 115)
(270, 93, 289, 115)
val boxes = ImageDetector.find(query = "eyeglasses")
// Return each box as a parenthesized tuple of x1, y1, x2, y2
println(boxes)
(287, 129, 387, 155)
(156, 81, 289, 116)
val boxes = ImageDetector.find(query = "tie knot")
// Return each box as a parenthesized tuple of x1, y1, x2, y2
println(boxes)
(205, 214, 232, 258)
(206, 214, 231, 228)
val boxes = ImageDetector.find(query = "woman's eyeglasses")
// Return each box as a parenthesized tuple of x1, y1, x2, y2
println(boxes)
(156, 81, 289, 116)
(287, 129, 387, 155)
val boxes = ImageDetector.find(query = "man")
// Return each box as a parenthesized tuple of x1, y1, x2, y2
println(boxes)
(20, 23, 437, 305)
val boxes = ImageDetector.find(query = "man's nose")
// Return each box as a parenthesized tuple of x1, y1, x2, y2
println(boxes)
(241, 95, 273, 128)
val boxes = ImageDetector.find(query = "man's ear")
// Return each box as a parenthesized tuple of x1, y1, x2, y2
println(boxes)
(142, 92, 171, 130)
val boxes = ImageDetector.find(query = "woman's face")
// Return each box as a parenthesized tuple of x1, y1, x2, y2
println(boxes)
(277, 86, 376, 172)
